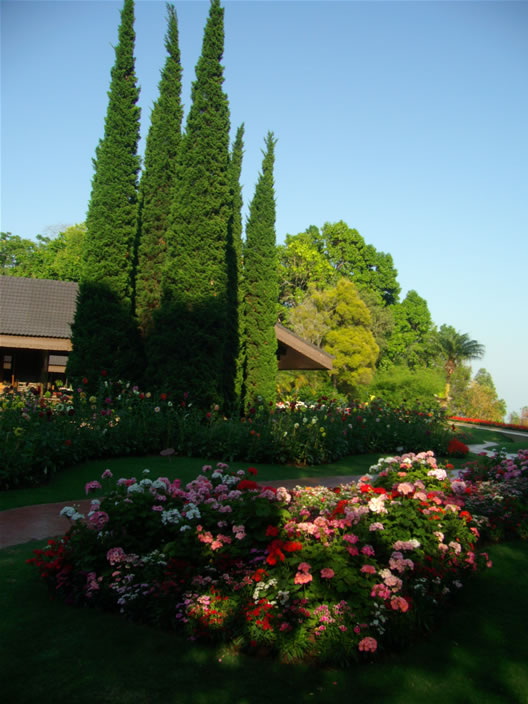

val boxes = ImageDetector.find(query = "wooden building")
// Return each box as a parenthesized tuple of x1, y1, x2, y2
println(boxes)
(0, 276, 332, 391)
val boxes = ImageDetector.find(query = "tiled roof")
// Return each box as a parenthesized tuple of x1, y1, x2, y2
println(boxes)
(0, 276, 79, 338)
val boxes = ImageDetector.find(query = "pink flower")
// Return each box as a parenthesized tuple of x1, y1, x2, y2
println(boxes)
(88, 510, 109, 530)
(101, 469, 113, 479)
(358, 637, 377, 653)
(294, 572, 313, 585)
(369, 522, 384, 532)
(361, 545, 375, 557)
(152, 505, 163, 512)
(360, 565, 377, 575)
(106, 547, 126, 565)
(320, 568, 335, 579)
(390, 596, 409, 612)
(85, 480, 102, 495)
(297, 562, 311, 573)
(396, 482, 414, 496)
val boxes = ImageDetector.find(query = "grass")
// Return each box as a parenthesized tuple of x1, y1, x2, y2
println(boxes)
(0, 452, 405, 512)
(454, 425, 528, 453)
(1, 539, 527, 703)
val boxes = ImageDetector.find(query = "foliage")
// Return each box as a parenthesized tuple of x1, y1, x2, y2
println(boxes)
(82, 0, 141, 307)
(288, 279, 378, 395)
(436, 325, 485, 398)
(135, 3, 183, 334)
(448, 367, 506, 422)
(227, 124, 245, 411)
(277, 228, 336, 307)
(278, 221, 400, 308)
(66, 282, 145, 389)
(381, 290, 436, 369)
(150, 0, 231, 408)
(367, 365, 445, 407)
(460, 449, 528, 542)
(243, 132, 279, 409)
(453, 382, 506, 423)
(0, 226, 85, 281)
(27, 454, 491, 665)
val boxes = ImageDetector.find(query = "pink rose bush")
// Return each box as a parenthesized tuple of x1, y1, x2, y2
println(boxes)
(29, 455, 497, 665)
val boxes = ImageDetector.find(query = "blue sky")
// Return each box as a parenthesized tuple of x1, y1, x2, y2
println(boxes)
(1, 0, 527, 416)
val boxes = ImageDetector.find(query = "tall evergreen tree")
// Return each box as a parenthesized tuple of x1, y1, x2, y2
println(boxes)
(135, 4, 183, 333)
(82, 0, 141, 306)
(226, 124, 245, 410)
(243, 131, 279, 408)
(69, 0, 143, 383)
(148, 0, 231, 406)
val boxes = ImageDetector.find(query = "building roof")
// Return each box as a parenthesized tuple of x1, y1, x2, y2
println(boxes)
(0, 276, 79, 339)
(275, 323, 333, 370)
(0, 276, 332, 370)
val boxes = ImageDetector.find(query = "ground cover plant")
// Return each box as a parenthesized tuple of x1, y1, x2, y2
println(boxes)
(1, 377, 455, 490)
(26, 452, 495, 667)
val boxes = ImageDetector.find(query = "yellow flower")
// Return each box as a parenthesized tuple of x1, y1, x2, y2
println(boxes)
(13, 427, 24, 437)
(89, 396, 97, 404)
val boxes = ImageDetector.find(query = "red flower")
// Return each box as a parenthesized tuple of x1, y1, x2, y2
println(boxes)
(283, 541, 303, 552)
(247, 467, 258, 476)
(237, 479, 259, 491)
(160, 393, 167, 401)
(266, 525, 279, 537)
(82, 377, 88, 385)
(460, 510, 473, 522)
(64, 439, 72, 447)
(101, 369, 107, 377)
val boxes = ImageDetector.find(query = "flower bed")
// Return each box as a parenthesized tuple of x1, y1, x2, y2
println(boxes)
(28, 452, 494, 665)
(1, 379, 455, 490)
(459, 449, 528, 542)
(449, 416, 528, 433)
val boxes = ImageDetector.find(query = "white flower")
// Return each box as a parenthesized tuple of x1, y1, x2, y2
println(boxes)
(60, 506, 76, 518)
(161, 508, 182, 525)
(127, 483, 143, 494)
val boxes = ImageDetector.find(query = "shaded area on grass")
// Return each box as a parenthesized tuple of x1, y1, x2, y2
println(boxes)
(1, 541, 527, 703)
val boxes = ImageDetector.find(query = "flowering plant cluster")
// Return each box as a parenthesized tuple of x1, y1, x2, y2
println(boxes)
(449, 416, 528, 432)
(28, 456, 492, 665)
(459, 449, 528, 542)
(1, 378, 455, 490)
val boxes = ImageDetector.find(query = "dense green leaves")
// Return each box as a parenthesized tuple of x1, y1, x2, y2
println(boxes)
(147, 0, 231, 406)
(243, 132, 279, 408)
(135, 4, 183, 333)
(82, 0, 141, 307)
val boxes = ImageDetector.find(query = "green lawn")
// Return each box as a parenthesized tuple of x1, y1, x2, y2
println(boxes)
(1, 540, 527, 703)
(0, 452, 398, 511)
(454, 425, 528, 454)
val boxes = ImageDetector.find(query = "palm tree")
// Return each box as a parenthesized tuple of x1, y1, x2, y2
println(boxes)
(436, 325, 485, 400)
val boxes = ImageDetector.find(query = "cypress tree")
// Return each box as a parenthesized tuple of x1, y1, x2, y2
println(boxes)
(82, 0, 141, 306)
(135, 4, 183, 333)
(149, 0, 231, 406)
(225, 123, 245, 411)
(69, 0, 143, 383)
(243, 132, 279, 408)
